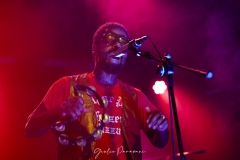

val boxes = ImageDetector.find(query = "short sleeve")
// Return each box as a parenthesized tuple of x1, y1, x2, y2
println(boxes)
(137, 90, 158, 132)
(42, 77, 70, 110)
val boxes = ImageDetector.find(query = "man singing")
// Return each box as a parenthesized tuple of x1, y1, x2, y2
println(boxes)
(25, 22, 169, 160)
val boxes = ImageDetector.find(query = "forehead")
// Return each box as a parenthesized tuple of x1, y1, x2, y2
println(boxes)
(104, 26, 128, 37)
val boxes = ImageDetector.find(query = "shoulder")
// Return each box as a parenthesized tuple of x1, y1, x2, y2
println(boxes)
(68, 73, 89, 81)
(51, 76, 69, 89)
(51, 72, 88, 90)
(118, 80, 142, 96)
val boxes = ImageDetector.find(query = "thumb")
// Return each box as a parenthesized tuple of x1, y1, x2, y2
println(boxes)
(145, 106, 151, 123)
(145, 106, 151, 114)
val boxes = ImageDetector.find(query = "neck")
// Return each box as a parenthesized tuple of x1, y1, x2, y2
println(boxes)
(93, 69, 118, 86)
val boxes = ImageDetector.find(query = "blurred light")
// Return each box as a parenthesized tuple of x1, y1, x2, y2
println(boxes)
(206, 71, 213, 79)
(152, 80, 167, 94)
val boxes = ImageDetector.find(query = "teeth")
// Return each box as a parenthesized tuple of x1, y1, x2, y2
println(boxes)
(108, 52, 125, 58)
(115, 53, 125, 57)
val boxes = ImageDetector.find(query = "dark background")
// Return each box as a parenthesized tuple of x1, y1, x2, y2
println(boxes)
(0, 0, 240, 159)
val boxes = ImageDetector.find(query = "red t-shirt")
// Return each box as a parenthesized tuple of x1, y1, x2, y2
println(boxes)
(42, 73, 158, 160)
(88, 72, 126, 160)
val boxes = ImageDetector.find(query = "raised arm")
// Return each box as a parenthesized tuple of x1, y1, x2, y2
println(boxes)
(24, 77, 88, 138)
(138, 90, 169, 148)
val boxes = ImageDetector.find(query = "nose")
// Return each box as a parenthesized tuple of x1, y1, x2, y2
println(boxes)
(113, 41, 122, 49)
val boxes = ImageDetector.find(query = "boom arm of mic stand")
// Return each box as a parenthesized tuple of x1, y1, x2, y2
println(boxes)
(165, 61, 213, 79)
(135, 51, 211, 160)
(137, 51, 213, 79)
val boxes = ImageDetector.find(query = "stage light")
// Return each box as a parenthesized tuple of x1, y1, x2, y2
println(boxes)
(152, 80, 167, 94)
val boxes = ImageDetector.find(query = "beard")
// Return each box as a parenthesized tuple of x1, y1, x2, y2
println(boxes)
(98, 59, 124, 74)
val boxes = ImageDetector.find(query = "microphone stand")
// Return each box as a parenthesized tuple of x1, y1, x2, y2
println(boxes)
(134, 51, 212, 160)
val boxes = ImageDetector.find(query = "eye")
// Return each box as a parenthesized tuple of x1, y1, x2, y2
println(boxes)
(119, 37, 129, 45)
(106, 35, 116, 44)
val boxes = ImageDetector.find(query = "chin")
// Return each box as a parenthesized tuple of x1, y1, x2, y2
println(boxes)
(100, 61, 124, 74)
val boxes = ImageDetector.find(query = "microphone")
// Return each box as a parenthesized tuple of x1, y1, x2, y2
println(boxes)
(110, 36, 148, 58)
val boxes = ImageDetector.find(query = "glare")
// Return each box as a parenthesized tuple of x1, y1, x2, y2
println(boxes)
(152, 81, 167, 94)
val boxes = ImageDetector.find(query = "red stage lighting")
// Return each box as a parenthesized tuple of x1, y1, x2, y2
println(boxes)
(152, 80, 167, 94)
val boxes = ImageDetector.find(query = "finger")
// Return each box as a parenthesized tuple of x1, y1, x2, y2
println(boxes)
(71, 104, 88, 118)
(72, 96, 84, 104)
(72, 101, 89, 116)
(79, 97, 84, 105)
(157, 115, 168, 129)
(63, 96, 89, 118)
(61, 101, 72, 116)
(148, 113, 161, 128)
(145, 106, 151, 113)
(73, 105, 81, 117)
(65, 107, 78, 119)
(145, 106, 152, 123)
(60, 97, 78, 118)
(146, 113, 154, 124)
(153, 115, 167, 130)
(152, 117, 164, 130)
(158, 118, 168, 131)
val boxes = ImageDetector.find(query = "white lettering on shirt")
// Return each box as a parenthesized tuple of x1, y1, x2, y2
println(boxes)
(115, 116, 120, 123)
(116, 128, 121, 135)
(93, 95, 123, 136)
(109, 116, 114, 123)
(110, 128, 115, 134)
(116, 96, 123, 108)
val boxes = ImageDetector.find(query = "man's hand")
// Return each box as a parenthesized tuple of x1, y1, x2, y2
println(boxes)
(59, 96, 89, 119)
(146, 107, 168, 131)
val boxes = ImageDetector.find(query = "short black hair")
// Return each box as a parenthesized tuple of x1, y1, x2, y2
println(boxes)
(92, 22, 130, 55)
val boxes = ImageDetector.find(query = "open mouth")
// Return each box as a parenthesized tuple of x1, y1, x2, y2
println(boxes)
(108, 52, 125, 59)
(110, 56, 120, 60)
(108, 52, 120, 60)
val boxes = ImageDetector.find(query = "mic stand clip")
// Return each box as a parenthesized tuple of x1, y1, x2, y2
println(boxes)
(134, 51, 211, 160)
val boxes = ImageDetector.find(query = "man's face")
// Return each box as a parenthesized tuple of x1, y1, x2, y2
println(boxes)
(94, 26, 130, 74)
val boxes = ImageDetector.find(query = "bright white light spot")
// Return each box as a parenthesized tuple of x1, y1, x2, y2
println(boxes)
(152, 81, 167, 94)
